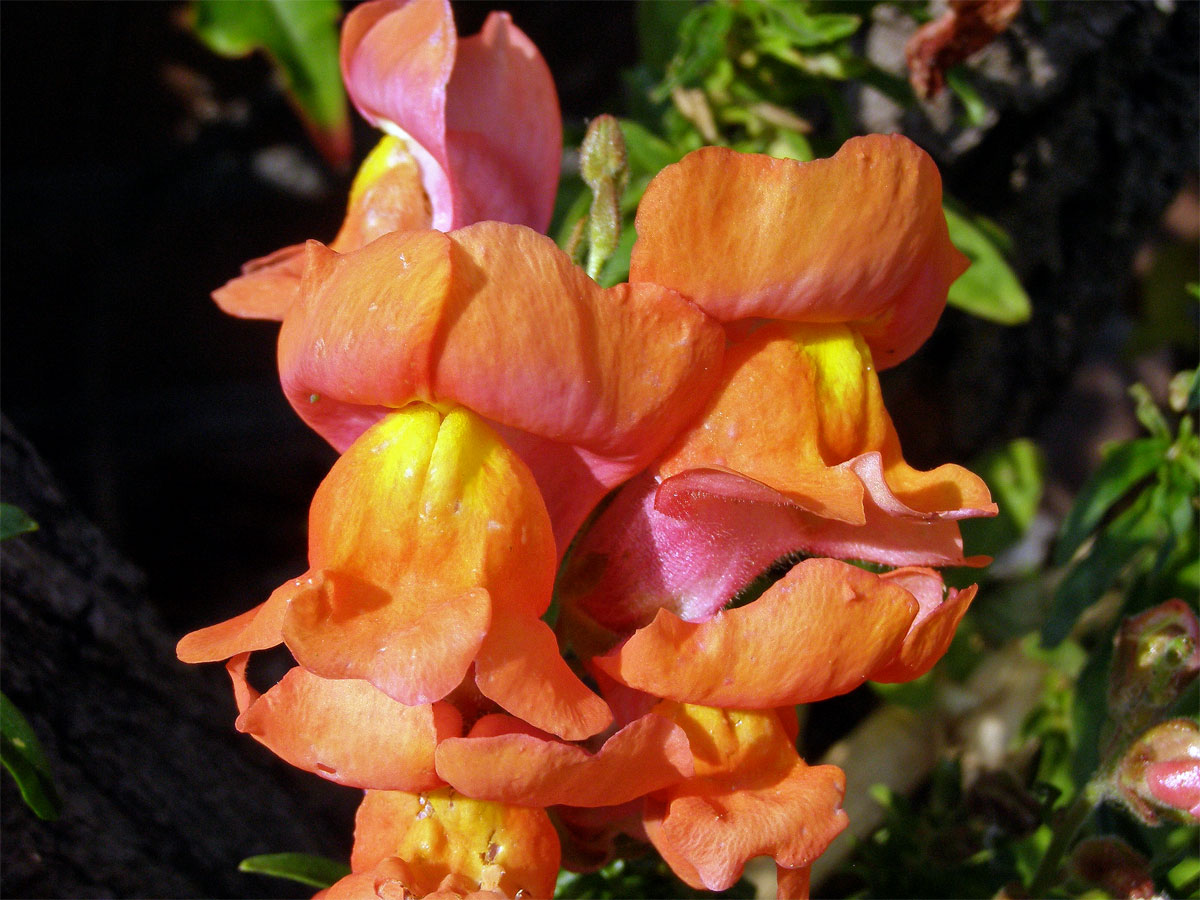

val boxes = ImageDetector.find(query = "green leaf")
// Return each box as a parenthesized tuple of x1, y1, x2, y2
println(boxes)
(1053, 436, 1169, 566)
(654, 3, 735, 100)
(959, 438, 1046, 560)
(1, 692, 61, 821)
(944, 205, 1031, 325)
(1042, 483, 1166, 646)
(238, 853, 350, 889)
(637, 1, 696, 72)
(190, 0, 349, 162)
(945, 68, 990, 127)
(618, 120, 684, 177)
(0, 503, 37, 541)
(765, 3, 861, 48)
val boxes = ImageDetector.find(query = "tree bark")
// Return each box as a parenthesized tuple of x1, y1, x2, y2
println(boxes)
(1, 418, 358, 899)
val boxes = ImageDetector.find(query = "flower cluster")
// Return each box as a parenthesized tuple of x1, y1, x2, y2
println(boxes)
(179, 1, 996, 897)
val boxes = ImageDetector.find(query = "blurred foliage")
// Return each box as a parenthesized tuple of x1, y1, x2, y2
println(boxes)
(556, 856, 754, 899)
(189, 0, 351, 166)
(555, 0, 1030, 326)
(238, 852, 350, 890)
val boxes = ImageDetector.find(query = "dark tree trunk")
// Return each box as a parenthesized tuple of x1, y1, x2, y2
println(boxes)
(1, 418, 357, 899)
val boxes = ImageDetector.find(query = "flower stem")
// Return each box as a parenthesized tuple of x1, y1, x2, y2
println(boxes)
(1028, 790, 1096, 897)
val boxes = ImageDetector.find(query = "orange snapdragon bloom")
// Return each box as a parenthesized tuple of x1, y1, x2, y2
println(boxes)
(179, 403, 611, 743)
(214, 0, 560, 321)
(279, 222, 724, 552)
(558, 135, 994, 709)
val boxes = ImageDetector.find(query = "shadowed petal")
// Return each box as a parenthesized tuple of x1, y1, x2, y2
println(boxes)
(629, 136, 968, 367)
(435, 712, 692, 807)
(227, 661, 461, 791)
(593, 559, 918, 707)
(655, 321, 995, 524)
(473, 612, 611, 740)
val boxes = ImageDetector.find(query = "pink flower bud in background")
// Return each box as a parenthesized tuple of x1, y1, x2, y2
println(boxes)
(1114, 718, 1200, 825)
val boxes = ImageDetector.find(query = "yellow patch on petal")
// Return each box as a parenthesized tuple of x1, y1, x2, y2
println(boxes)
(644, 703, 847, 892)
(332, 134, 431, 251)
(282, 404, 557, 705)
(656, 321, 994, 524)
(351, 788, 559, 899)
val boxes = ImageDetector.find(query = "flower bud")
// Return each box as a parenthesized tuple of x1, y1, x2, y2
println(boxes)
(1113, 718, 1200, 825)
(1070, 837, 1156, 900)
(1108, 599, 1199, 734)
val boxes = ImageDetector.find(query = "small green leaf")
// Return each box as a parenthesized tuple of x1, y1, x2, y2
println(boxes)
(239, 853, 351, 889)
(618, 120, 684, 177)
(1053, 437, 1168, 566)
(1, 692, 61, 821)
(0, 503, 37, 541)
(766, 5, 861, 48)
(944, 205, 1031, 325)
(1042, 484, 1166, 646)
(190, 0, 349, 165)
(945, 68, 990, 127)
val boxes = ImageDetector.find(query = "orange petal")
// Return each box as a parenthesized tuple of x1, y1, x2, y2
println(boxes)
(434, 712, 693, 808)
(871, 569, 978, 683)
(777, 864, 812, 900)
(351, 788, 559, 899)
(655, 321, 995, 524)
(593, 558, 918, 707)
(211, 243, 307, 321)
(230, 663, 461, 791)
(646, 704, 847, 892)
(473, 611, 611, 740)
(281, 224, 725, 552)
(281, 405, 556, 705)
(212, 134, 430, 324)
(285, 572, 491, 706)
(330, 135, 431, 252)
(176, 580, 291, 663)
(629, 136, 968, 367)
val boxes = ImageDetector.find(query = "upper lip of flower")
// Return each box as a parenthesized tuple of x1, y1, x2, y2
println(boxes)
(340, 0, 562, 233)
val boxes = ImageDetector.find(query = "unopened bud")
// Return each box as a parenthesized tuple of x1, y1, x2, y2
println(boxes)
(1108, 599, 1199, 734)
(579, 115, 629, 281)
(1113, 718, 1200, 826)
(1071, 837, 1156, 900)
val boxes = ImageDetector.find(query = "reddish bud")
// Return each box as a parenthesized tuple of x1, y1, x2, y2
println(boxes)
(1071, 837, 1156, 900)
(1109, 599, 1200, 733)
